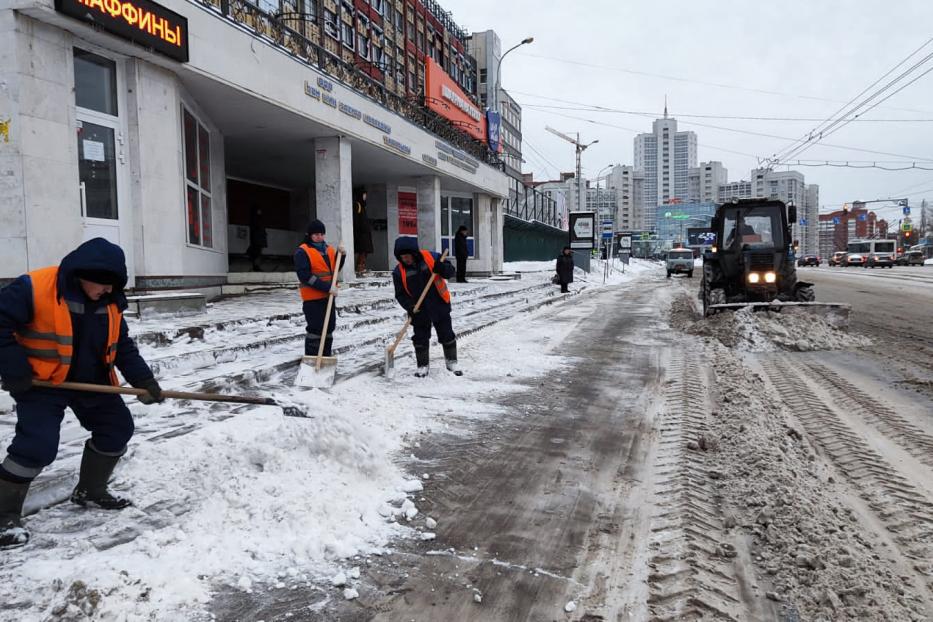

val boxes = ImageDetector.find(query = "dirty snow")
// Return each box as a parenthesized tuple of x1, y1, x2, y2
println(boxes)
(0, 266, 621, 620)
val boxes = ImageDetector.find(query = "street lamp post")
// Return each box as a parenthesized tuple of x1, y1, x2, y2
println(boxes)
(492, 36, 534, 118)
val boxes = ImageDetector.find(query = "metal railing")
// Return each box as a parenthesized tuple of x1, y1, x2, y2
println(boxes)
(192, 0, 500, 166)
(505, 185, 562, 229)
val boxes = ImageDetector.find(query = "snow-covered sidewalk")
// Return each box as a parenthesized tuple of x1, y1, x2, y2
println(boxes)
(0, 263, 660, 620)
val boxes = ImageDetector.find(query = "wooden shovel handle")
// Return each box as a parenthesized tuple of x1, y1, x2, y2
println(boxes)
(316, 245, 344, 371)
(33, 380, 276, 407)
(387, 249, 449, 355)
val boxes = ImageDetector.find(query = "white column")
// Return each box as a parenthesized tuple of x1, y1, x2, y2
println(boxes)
(415, 175, 441, 251)
(490, 196, 504, 273)
(314, 136, 354, 281)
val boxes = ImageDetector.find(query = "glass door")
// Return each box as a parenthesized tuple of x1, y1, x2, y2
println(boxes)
(440, 194, 475, 258)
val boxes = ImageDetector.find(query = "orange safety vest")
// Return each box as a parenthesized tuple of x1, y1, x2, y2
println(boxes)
(15, 267, 122, 385)
(299, 244, 337, 301)
(399, 250, 451, 304)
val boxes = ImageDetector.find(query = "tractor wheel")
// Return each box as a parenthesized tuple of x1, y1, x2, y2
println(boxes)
(666, 272, 671, 279)
(710, 288, 726, 307)
(796, 285, 815, 302)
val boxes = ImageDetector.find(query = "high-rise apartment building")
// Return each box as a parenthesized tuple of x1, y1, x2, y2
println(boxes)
(633, 107, 697, 230)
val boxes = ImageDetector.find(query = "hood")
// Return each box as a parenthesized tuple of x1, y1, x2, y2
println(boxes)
(58, 238, 129, 306)
(393, 236, 421, 263)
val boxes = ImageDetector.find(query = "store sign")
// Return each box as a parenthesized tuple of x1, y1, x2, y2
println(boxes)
(424, 57, 485, 142)
(687, 227, 716, 246)
(569, 211, 596, 249)
(55, 0, 189, 62)
(398, 191, 418, 236)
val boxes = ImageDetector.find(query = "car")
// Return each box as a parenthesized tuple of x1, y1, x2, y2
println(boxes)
(846, 253, 867, 267)
(908, 250, 925, 266)
(895, 254, 911, 266)
(829, 251, 848, 267)
(666, 249, 695, 278)
(867, 253, 894, 268)
(796, 254, 821, 267)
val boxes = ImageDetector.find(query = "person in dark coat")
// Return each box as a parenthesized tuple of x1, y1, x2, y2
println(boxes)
(294, 220, 346, 357)
(392, 237, 461, 378)
(352, 188, 374, 276)
(556, 246, 575, 293)
(454, 225, 469, 283)
(246, 205, 267, 272)
(0, 238, 164, 549)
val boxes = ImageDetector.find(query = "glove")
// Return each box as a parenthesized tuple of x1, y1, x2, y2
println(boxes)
(432, 261, 445, 275)
(407, 308, 419, 319)
(1, 376, 32, 395)
(329, 285, 339, 297)
(136, 378, 164, 405)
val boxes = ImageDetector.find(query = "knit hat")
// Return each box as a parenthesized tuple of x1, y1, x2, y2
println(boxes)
(307, 220, 326, 235)
(75, 269, 122, 286)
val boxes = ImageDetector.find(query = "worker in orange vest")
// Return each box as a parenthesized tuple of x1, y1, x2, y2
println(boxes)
(0, 238, 163, 550)
(392, 236, 461, 378)
(294, 220, 346, 356)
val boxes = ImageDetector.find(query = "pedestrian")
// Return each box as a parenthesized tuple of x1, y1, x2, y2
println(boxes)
(454, 225, 469, 283)
(352, 188, 373, 276)
(392, 237, 461, 378)
(0, 238, 164, 550)
(295, 220, 346, 358)
(246, 205, 267, 272)
(556, 245, 575, 293)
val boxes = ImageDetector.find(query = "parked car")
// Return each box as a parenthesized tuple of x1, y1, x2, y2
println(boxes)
(796, 254, 821, 267)
(666, 249, 695, 278)
(846, 253, 867, 267)
(829, 251, 848, 267)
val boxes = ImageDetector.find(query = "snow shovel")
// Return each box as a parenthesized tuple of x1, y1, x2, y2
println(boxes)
(32, 380, 311, 418)
(384, 249, 449, 379)
(294, 248, 344, 389)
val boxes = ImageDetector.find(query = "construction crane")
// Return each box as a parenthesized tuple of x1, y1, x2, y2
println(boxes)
(545, 126, 598, 215)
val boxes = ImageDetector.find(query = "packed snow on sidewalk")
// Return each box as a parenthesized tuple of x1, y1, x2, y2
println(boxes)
(0, 279, 607, 620)
(504, 257, 657, 285)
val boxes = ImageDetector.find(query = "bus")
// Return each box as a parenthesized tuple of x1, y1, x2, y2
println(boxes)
(846, 239, 896, 268)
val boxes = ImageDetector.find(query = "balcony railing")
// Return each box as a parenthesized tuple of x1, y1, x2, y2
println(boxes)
(190, 0, 500, 167)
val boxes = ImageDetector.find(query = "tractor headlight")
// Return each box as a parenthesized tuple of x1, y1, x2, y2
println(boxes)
(764, 271, 777, 283)
(748, 272, 761, 284)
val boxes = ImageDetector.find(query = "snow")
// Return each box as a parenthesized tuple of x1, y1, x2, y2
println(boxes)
(564, 600, 577, 613)
(925, 258, 933, 265)
(0, 265, 646, 619)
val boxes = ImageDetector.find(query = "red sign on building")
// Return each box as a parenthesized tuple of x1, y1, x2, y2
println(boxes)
(398, 191, 418, 236)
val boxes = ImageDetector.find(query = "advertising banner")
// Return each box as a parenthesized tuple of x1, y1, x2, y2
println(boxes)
(398, 191, 418, 236)
(687, 227, 716, 246)
(424, 57, 486, 142)
(486, 110, 502, 153)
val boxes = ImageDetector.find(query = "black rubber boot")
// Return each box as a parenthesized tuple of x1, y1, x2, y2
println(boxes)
(0, 477, 30, 549)
(71, 441, 132, 510)
(443, 341, 463, 376)
(414, 344, 430, 378)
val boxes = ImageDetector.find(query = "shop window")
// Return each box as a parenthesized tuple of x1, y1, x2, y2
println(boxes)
(74, 48, 118, 116)
(441, 195, 475, 258)
(182, 108, 213, 248)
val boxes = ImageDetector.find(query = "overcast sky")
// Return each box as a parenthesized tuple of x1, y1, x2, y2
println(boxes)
(441, 0, 933, 221)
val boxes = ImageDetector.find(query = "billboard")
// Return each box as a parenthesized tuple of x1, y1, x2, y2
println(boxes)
(398, 191, 418, 236)
(486, 110, 501, 153)
(424, 57, 486, 142)
(569, 212, 596, 249)
(687, 227, 716, 246)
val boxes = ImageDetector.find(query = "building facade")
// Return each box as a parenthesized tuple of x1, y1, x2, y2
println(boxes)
(687, 161, 727, 204)
(633, 109, 697, 231)
(655, 202, 717, 249)
(817, 206, 886, 258)
(0, 0, 511, 293)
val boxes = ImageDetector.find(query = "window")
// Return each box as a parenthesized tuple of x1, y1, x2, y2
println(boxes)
(257, 0, 278, 14)
(479, 68, 487, 84)
(77, 121, 119, 219)
(74, 48, 117, 116)
(394, 9, 403, 28)
(342, 20, 355, 49)
(371, 0, 384, 15)
(182, 108, 212, 248)
(358, 17, 370, 59)
(324, 9, 338, 37)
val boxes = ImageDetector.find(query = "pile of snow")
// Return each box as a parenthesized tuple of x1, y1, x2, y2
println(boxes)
(925, 257, 933, 266)
(0, 280, 594, 620)
(690, 306, 871, 352)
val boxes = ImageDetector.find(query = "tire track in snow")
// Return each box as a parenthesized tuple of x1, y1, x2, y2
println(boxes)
(761, 357, 933, 591)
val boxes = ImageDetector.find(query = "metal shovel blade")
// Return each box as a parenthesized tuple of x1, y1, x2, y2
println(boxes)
(294, 355, 338, 388)
(384, 347, 396, 379)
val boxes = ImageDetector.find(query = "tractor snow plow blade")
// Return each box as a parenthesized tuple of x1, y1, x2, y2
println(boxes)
(707, 302, 851, 328)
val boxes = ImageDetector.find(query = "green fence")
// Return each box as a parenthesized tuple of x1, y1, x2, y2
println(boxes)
(503, 215, 591, 271)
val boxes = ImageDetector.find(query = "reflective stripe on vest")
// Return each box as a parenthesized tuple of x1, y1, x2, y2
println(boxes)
(15, 266, 122, 385)
(398, 250, 451, 304)
(299, 244, 337, 301)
